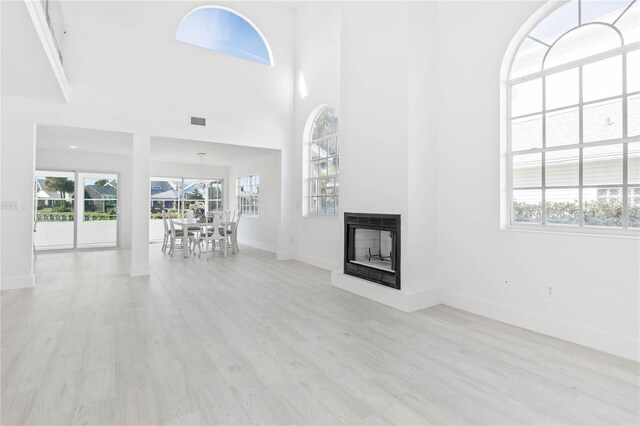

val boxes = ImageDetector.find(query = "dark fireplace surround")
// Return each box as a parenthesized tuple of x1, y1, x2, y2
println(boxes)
(344, 213, 401, 290)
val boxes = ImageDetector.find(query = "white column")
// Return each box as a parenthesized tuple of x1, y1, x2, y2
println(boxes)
(0, 115, 36, 289)
(277, 146, 294, 260)
(130, 131, 150, 276)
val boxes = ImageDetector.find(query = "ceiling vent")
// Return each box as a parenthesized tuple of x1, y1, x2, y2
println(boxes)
(190, 116, 206, 126)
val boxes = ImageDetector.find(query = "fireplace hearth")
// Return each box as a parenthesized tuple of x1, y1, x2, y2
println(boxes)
(344, 213, 400, 289)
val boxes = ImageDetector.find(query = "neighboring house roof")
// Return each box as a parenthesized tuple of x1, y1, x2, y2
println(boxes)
(150, 181, 177, 195)
(85, 185, 117, 199)
(36, 190, 64, 200)
(151, 189, 179, 200)
(183, 182, 206, 197)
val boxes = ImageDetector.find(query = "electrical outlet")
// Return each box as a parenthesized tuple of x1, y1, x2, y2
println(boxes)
(545, 285, 554, 298)
(1, 201, 18, 210)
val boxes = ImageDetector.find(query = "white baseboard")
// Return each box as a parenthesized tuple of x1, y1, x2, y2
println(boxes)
(130, 264, 150, 277)
(444, 292, 640, 362)
(331, 271, 443, 312)
(238, 238, 277, 253)
(1, 275, 35, 290)
(407, 287, 445, 312)
(277, 252, 293, 261)
(294, 253, 339, 271)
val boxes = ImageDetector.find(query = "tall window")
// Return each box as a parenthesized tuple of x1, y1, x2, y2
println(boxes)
(208, 180, 224, 212)
(308, 107, 339, 216)
(149, 177, 223, 219)
(507, 0, 639, 233)
(176, 6, 273, 66)
(238, 174, 259, 217)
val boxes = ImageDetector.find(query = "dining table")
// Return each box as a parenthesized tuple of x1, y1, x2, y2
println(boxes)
(171, 218, 228, 258)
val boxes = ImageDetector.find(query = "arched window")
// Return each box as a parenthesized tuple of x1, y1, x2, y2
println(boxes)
(306, 106, 339, 216)
(176, 6, 273, 66)
(507, 0, 639, 233)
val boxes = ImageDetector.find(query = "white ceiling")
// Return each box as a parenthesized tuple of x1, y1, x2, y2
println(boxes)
(36, 125, 133, 155)
(151, 136, 278, 166)
(36, 126, 279, 166)
(0, 1, 65, 101)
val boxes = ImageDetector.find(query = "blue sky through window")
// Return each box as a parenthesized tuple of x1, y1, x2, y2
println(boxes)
(176, 7, 272, 66)
(529, 0, 633, 44)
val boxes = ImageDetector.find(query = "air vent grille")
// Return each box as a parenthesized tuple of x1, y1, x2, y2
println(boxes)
(190, 116, 206, 126)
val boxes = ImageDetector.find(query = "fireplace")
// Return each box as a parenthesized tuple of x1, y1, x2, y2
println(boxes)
(344, 213, 400, 289)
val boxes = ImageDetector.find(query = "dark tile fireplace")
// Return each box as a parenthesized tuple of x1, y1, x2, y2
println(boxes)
(344, 213, 401, 290)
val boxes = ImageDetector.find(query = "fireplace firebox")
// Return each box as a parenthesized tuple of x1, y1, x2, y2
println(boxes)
(344, 213, 400, 289)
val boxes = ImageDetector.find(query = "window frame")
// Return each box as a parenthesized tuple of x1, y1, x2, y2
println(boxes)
(237, 174, 260, 218)
(148, 176, 225, 219)
(176, 5, 274, 66)
(207, 179, 224, 213)
(307, 107, 339, 217)
(506, 0, 640, 237)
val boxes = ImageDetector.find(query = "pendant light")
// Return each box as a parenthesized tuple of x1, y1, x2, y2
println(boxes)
(197, 152, 206, 188)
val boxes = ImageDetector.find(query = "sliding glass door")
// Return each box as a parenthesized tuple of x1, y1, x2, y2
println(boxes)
(77, 172, 118, 248)
(149, 177, 223, 241)
(35, 171, 76, 249)
(34, 170, 118, 250)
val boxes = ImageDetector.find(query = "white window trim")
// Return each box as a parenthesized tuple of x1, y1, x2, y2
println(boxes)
(306, 107, 339, 217)
(237, 174, 260, 218)
(149, 176, 225, 217)
(504, 2, 640, 237)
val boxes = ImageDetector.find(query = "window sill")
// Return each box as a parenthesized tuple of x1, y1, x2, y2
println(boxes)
(502, 224, 640, 239)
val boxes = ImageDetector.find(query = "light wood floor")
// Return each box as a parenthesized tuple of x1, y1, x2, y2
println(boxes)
(2, 246, 638, 425)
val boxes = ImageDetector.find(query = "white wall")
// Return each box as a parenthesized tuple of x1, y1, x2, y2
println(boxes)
(228, 152, 282, 252)
(1, 1, 295, 284)
(36, 147, 134, 248)
(61, 0, 295, 150)
(405, 2, 440, 296)
(435, 1, 639, 361)
(0, 100, 37, 289)
(293, 2, 342, 270)
(297, 0, 638, 359)
(4, 0, 638, 360)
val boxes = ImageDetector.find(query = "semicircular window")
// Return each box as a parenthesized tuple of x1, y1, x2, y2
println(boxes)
(176, 6, 273, 66)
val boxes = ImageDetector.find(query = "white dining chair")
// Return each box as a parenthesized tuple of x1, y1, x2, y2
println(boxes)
(168, 218, 194, 256)
(161, 210, 169, 252)
(225, 210, 241, 253)
(33, 215, 38, 259)
(194, 214, 226, 259)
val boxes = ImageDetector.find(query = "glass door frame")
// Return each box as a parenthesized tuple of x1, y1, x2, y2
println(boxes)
(149, 176, 225, 242)
(34, 168, 121, 250)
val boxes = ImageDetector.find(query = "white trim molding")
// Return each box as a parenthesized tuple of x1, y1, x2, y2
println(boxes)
(1, 275, 35, 290)
(238, 238, 277, 254)
(331, 271, 443, 313)
(294, 253, 338, 271)
(23, 0, 70, 102)
(444, 292, 640, 362)
(129, 264, 150, 277)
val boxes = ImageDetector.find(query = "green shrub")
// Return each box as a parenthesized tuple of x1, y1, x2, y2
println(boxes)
(52, 201, 73, 213)
(583, 200, 622, 227)
(513, 199, 638, 228)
